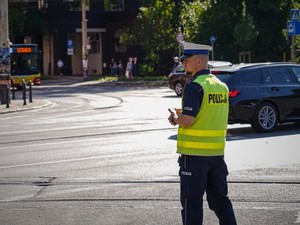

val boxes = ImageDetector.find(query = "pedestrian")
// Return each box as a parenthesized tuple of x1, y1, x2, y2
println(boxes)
(117, 60, 123, 76)
(57, 59, 64, 78)
(112, 59, 118, 76)
(168, 41, 237, 225)
(133, 57, 138, 77)
(172, 56, 180, 70)
(125, 58, 133, 80)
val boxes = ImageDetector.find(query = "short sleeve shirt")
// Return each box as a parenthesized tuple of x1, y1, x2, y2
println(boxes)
(181, 70, 210, 117)
(57, 61, 64, 67)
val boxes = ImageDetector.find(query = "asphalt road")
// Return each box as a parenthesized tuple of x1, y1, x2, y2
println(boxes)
(0, 77, 299, 225)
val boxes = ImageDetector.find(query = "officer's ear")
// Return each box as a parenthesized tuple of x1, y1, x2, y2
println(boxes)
(199, 55, 208, 66)
(195, 55, 202, 65)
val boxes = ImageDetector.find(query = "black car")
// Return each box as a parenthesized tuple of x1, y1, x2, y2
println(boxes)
(211, 62, 300, 132)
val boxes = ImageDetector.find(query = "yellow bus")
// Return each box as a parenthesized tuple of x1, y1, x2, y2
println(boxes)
(10, 44, 41, 89)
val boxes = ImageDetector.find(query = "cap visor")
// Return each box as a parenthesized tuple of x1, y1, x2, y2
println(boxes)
(179, 54, 193, 62)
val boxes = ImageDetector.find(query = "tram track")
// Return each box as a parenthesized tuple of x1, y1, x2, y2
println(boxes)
(0, 177, 299, 186)
(0, 178, 299, 205)
(0, 126, 176, 145)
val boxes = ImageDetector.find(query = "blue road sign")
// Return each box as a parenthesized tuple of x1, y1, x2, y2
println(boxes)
(290, 9, 300, 21)
(287, 21, 300, 36)
(67, 40, 73, 49)
(210, 35, 216, 43)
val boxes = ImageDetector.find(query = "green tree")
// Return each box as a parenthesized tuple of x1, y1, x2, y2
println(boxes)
(180, 1, 209, 42)
(233, 1, 258, 62)
(198, 0, 243, 62)
(119, 0, 176, 75)
(8, 3, 27, 39)
(119, 0, 209, 76)
(120, 0, 298, 70)
(245, 0, 293, 61)
(291, 1, 300, 63)
(234, 15, 258, 51)
(8, 3, 47, 42)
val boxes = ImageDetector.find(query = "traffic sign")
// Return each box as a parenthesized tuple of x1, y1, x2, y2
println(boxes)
(290, 9, 300, 21)
(287, 21, 300, 36)
(67, 40, 73, 48)
(67, 40, 74, 55)
(176, 32, 184, 43)
(210, 35, 216, 43)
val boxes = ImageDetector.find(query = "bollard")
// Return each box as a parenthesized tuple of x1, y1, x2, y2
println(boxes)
(22, 79, 27, 106)
(6, 83, 10, 108)
(29, 81, 33, 103)
(11, 80, 15, 100)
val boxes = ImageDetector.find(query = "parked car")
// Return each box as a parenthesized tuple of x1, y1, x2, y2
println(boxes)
(168, 64, 190, 96)
(169, 62, 300, 132)
(213, 62, 300, 132)
(168, 61, 232, 96)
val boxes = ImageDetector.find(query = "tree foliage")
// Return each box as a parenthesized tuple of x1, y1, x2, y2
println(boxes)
(234, 1, 258, 52)
(120, 0, 175, 51)
(120, 0, 299, 73)
(290, 1, 300, 63)
(197, 0, 243, 61)
(245, 0, 294, 61)
(8, 3, 47, 42)
(8, 3, 27, 38)
(119, 0, 209, 75)
(119, 0, 177, 75)
(180, 1, 209, 42)
(234, 14, 258, 51)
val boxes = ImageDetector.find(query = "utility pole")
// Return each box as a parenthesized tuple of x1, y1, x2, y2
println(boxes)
(291, 36, 295, 62)
(82, 0, 88, 80)
(0, 0, 10, 104)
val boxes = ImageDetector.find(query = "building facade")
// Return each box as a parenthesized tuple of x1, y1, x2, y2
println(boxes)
(10, 0, 141, 76)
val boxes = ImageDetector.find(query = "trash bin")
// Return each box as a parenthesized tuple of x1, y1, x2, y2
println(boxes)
(0, 73, 10, 104)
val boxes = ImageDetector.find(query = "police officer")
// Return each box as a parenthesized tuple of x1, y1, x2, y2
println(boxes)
(168, 42, 237, 225)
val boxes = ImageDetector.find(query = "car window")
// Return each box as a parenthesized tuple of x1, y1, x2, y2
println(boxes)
(265, 67, 293, 84)
(175, 66, 185, 73)
(290, 66, 300, 82)
(240, 69, 262, 84)
(214, 72, 234, 84)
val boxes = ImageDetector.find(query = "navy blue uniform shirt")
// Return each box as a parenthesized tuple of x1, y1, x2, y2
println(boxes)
(181, 69, 210, 117)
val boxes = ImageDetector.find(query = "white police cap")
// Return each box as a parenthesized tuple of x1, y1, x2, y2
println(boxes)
(180, 42, 212, 62)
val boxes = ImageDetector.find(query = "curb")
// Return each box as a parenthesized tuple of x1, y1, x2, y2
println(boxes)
(0, 99, 54, 114)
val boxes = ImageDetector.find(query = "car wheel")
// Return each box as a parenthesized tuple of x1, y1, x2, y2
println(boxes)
(174, 82, 184, 96)
(251, 102, 278, 133)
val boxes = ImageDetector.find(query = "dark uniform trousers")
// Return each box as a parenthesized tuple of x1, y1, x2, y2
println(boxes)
(179, 155, 237, 225)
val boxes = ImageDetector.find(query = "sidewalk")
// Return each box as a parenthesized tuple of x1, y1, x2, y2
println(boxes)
(0, 99, 53, 114)
(0, 75, 82, 114)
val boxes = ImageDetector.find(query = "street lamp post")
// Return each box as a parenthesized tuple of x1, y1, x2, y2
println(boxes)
(82, 0, 88, 80)
(0, 0, 10, 104)
(176, 29, 184, 56)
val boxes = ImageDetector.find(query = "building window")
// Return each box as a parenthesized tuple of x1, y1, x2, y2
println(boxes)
(104, 0, 124, 11)
(88, 33, 100, 54)
(69, 0, 90, 11)
(113, 30, 127, 53)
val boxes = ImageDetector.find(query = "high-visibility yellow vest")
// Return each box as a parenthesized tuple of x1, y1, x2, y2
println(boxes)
(177, 74, 229, 156)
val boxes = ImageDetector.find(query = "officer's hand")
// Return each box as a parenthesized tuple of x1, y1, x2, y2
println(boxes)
(175, 108, 182, 115)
